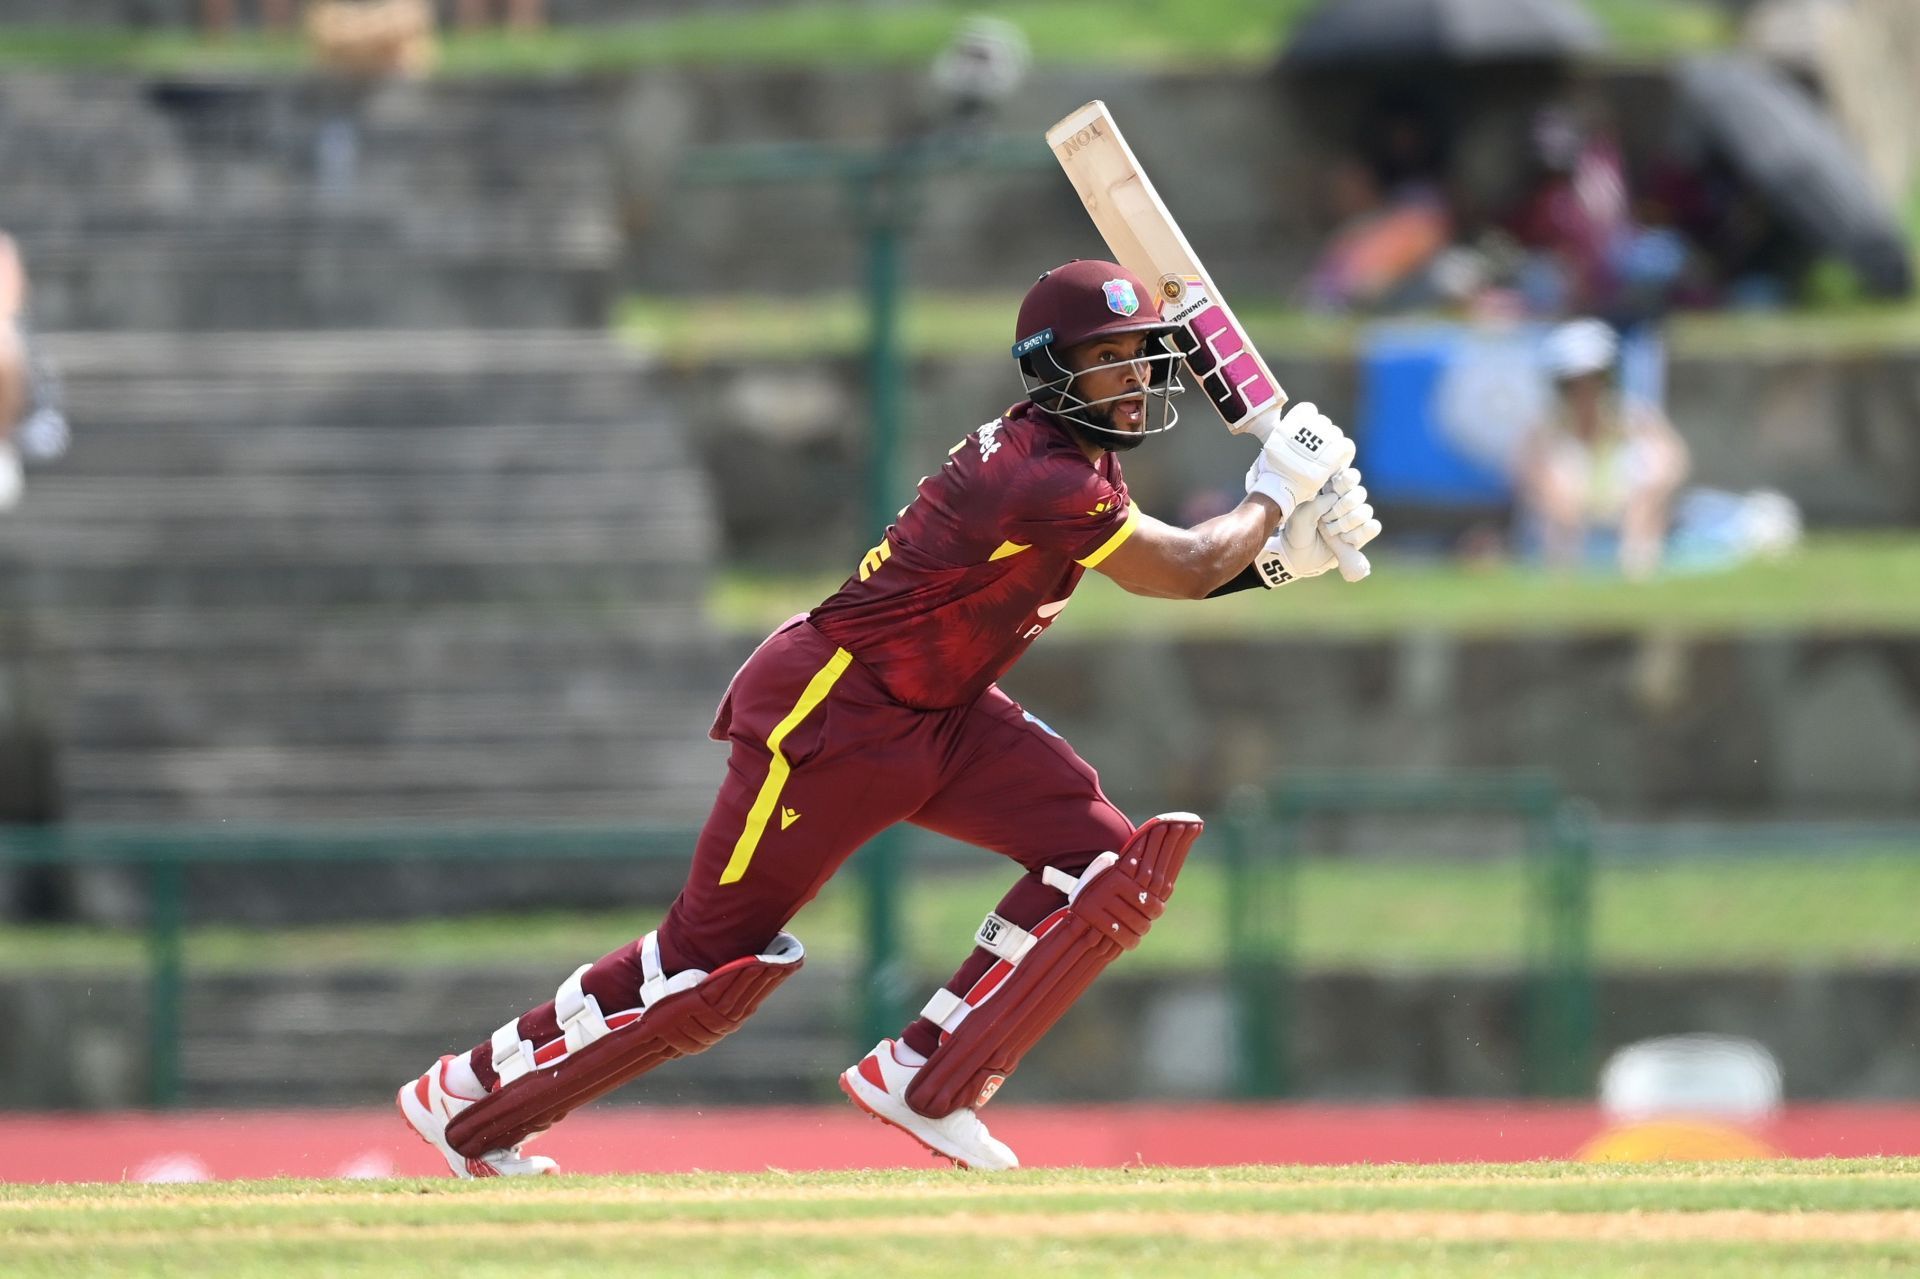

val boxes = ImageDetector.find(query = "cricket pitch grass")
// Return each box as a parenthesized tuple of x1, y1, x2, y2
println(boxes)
(4, 1159, 1918, 1277)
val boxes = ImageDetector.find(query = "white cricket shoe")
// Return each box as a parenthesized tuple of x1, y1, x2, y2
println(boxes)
(397, 1055, 559, 1179)
(839, 1038, 1019, 1171)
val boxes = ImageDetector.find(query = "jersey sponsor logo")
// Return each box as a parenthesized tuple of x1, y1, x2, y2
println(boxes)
(1102, 278, 1140, 317)
(977, 421, 1003, 461)
(1018, 599, 1072, 641)
(780, 806, 801, 830)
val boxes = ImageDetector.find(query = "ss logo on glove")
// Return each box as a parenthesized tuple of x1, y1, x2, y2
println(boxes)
(1293, 427, 1322, 451)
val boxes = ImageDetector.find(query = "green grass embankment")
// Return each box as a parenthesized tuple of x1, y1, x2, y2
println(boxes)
(0, 1, 1729, 75)
(717, 534, 1920, 638)
(4, 850, 1915, 975)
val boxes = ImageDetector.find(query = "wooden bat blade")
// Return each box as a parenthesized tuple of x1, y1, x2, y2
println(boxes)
(1049, 101, 1369, 582)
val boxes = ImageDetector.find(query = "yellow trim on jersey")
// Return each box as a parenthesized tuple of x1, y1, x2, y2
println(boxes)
(989, 540, 1031, 561)
(719, 646, 854, 886)
(1075, 504, 1141, 569)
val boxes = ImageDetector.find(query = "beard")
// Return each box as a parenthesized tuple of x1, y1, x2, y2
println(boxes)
(1065, 398, 1148, 453)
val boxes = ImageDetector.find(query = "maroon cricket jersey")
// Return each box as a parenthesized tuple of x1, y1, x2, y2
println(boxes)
(810, 402, 1138, 711)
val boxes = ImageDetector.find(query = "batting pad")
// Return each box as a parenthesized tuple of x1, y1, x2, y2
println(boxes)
(906, 814, 1203, 1119)
(446, 932, 803, 1157)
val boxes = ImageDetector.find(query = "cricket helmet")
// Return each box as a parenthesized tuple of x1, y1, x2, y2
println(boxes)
(1012, 259, 1185, 450)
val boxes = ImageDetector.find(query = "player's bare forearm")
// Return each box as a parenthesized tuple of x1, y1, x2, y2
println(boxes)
(1092, 497, 1282, 599)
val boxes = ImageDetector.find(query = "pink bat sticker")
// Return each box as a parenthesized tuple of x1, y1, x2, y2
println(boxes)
(1168, 285, 1277, 425)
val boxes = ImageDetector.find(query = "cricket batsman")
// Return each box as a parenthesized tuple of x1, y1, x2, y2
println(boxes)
(398, 259, 1381, 1175)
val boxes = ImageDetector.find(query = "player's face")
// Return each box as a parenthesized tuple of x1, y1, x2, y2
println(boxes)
(1064, 335, 1153, 435)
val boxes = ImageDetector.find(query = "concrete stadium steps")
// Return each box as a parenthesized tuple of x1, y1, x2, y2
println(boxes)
(0, 76, 619, 329)
(1, 330, 731, 831)
(49, 621, 742, 822)
(0, 562, 712, 610)
(44, 331, 664, 427)
(65, 740, 729, 822)
(24, 234, 613, 330)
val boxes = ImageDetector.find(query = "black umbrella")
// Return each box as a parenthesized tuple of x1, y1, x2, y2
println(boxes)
(1283, 0, 1607, 67)
(1677, 54, 1912, 297)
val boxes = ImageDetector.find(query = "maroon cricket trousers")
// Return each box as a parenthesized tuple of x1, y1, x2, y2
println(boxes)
(474, 616, 1135, 1085)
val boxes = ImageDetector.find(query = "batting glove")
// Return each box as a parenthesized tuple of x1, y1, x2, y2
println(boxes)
(1244, 402, 1357, 522)
(1253, 467, 1381, 588)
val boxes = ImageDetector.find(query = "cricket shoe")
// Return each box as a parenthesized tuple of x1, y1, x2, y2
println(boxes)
(839, 1038, 1018, 1171)
(397, 1055, 559, 1179)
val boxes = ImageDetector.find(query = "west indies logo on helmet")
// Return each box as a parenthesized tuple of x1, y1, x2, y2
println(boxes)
(1011, 259, 1185, 452)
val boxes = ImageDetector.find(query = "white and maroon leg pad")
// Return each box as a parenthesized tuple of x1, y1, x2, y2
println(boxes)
(905, 814, 1203, 1119)
(446, 930, 803, 1157)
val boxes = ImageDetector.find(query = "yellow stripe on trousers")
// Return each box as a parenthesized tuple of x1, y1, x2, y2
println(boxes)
(718, 646, 854, 886)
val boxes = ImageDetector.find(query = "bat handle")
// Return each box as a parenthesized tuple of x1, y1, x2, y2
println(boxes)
(1331, 540, 1371, 583)
(1237, 405, 1284, 444)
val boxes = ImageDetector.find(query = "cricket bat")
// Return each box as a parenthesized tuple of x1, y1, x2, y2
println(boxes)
(1046, 100, 1369, 581)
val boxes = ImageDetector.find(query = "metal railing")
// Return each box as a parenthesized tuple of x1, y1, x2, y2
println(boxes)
(1220, 770, 1596, 1099)
(0, 769, 1601, 1107)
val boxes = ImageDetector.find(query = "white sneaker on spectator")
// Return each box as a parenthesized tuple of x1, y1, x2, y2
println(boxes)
(397, 1055, 558, 1179)
(839, 1038, 1019, 1171)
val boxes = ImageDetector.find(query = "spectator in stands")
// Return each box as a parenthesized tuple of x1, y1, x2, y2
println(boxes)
(0, 235, 69, 513)
(1514, 319, 1689, 579)
(455, 0, 545, 30)
(1305, 100, 1454, 312)
(1505, 106, 1633, 317)
(200, 0, 297, 36)
(0, 236, 31, 510)
(1304, 156, 1453, 312)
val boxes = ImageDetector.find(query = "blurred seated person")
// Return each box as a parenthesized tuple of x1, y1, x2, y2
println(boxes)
(0, 235, 69, 512)
(200, 0, 297, 34)
(1507, 107, 1636, 317)
(1641, 140, 1803, 311)
(308, 0, 437, 76)
(1514, 319, 1689, 579)
(455, 0, 545, 29)
(1304, 156, 1452, 312)
(0, 234, 29, 508)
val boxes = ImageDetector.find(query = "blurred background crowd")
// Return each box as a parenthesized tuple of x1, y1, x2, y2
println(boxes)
(0, 0, 1917, 1166)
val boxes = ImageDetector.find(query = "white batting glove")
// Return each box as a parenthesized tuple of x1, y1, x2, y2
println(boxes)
(1252, 468, 1381, 589)
(1244, 402, 1357, 522)
(1316, 466, 1382, 554)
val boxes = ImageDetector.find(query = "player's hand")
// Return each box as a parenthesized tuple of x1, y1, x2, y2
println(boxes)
(1251, 468, 1380, 588)
(1317, 466, 1381, 554)
(1244, 402, 1357, 521)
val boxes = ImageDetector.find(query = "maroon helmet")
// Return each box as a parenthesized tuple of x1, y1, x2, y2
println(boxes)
(1012, 259, 1185, 450)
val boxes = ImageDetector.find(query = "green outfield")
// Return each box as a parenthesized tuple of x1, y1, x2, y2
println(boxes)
(3, 849, 1915, 974)
(2, 1160, 1915, 1277)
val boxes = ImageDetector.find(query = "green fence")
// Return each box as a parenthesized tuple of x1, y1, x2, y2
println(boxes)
(0, 824, 924, 1107)
(1220, 770, 1596, 1099)
(0, 769, 1597, 1107)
